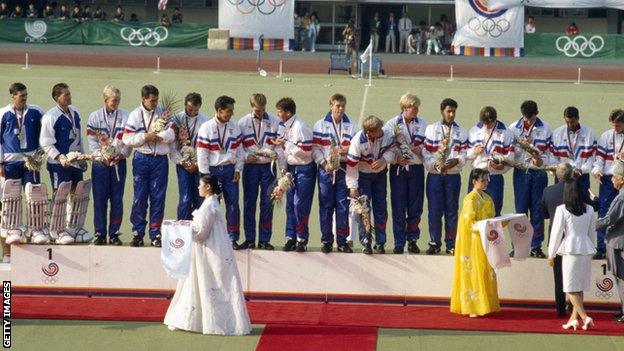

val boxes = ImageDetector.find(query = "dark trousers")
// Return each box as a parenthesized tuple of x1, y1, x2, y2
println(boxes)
(553, 255, 566, 316)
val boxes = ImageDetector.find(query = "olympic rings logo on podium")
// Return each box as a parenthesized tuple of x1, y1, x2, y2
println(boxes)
(468, 17, 510, 38)
(556, 35, 604, 58)
(227, 0, 286, 16)
(120, 26, 169, 47)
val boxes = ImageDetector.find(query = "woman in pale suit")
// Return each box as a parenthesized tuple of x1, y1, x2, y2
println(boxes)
(548, 179, 596, 331)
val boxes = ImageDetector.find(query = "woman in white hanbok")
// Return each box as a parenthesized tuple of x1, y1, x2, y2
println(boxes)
(164, 174, 252, 335)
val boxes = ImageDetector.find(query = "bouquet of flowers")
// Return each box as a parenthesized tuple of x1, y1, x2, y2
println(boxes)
(270, 172, 294, 206)
(23, 148, 46, 183)
(512, 137, 540, 157)
(65, 151, 91, 172)
(255, 147, 278, 161)
(350, 195, 373, 240)
(91, 132, 123, 180)
(179, 144, 197, 166)
(433, 136, 452, 172)
(150, 92, 180, 134)
(394, 125, 417, 162)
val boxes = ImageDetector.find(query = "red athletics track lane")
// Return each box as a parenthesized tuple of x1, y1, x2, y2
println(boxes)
(1, 48, 624, 81)
(12, 296, 624, 336)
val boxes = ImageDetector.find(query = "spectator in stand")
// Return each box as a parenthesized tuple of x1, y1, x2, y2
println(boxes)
(172, 7, 182, 24)
(93, 7, 106, 21)
(566, 22, 579, 36)
(71, 4, 82, 21)
(160, 13, 171, 28)
(525, 16, 536, 34)
(112, 6, 124, 22)
(58, 4, 69, 20)
(308, 12, 320, 52)
(26, 3, 37, 19)
(342, 18, 357, 73)
(82, 5, 92, 21)
(440, 14, 453, 49)
(426, 25, 440, 55)
(385, 12, 397, 53)
(398, 12, 412, 53)
(416, 21, 428, 54)
(0, 2, 9, 19)
(293, 12, 301, 51)
(370, 11, 380, 52)
(434, 22, 445, 54)
(129, 13, 139, 24)
(11, 4, 23, 18)
(300, 12, 310, 51)
(43, 3, 54, 19)
(407, 29, 418, 54)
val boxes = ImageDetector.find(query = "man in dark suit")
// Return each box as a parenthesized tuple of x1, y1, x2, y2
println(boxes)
(542, 162, 599, 316)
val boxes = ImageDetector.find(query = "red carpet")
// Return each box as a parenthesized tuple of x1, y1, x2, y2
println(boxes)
(13, 296, 624, 336)
(256, 325, 377, 351)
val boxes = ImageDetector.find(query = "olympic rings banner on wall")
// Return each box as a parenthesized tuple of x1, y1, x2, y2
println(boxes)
(0, 19, 212, 48)
(219, 0, 294, 43)
(452, 0, 525, 51)
(525, 33, 624, 59)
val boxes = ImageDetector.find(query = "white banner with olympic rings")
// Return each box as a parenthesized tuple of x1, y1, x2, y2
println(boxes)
(219, 0, 294, 42)
(452, 0, 525, 49)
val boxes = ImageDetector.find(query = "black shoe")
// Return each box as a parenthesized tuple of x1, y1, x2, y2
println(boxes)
(93, 234, 107, 246)
(426, 243, 441, 255)
(337, 243, 353, 253)
(407, 241, 420, 254)
(283, 239, 296, 252)
(151, 237, 162, 248)
(257, 242, 274, 250)
(446, 247, 455, 255)
(530, 247, 546, 258)
(374, 244, 385, 254)
(238, 240, 256, 250)
(393, 246, 404, 254)
(509, 250, 515, 258)
(593, 251, 606, 260)
(295, 241, 306, 252)
(321, 242, 332, 254)
(231, 241, 241, 250)
(131, 236, 144, 247)
(614, 312, 624, 320)
(109, 237, 123, 246)
(362, 242, 373, 255)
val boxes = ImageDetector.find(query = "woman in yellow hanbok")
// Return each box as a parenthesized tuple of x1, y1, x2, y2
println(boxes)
(450, 168, 500, 316)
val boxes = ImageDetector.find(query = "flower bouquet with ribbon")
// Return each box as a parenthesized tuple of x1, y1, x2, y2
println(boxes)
(326, 137, 343, 183)
(512, 137, 540, 157)
(393, 125, 417, 173)
(350, 194, 373, 243)
(150, 92, 180, 134)
(175, 123, 197, 168)
(433, 136, 452, 173)
(23, 148, 46, 183)
(270, 171, 294, 206)
(255, 147, 278, 175)
(91, 132, 123, 181)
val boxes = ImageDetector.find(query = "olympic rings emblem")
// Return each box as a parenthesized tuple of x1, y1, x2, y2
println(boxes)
(468, 17, 510, 38)
(40, 276, 59, 284)
(120, 26, 169, 47)
(468, 0, 507, 19)
(227, 0, 286, 15)
(556, 35, 604, 58)
(596, 277, 614, 292)
(41, 262, 59, 277)
(169, 238, 185, 249)
(595, 290, 614, 299)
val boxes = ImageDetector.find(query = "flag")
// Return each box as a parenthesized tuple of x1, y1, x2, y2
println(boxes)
(360, 40, 372, 62)
(158, 0, 168, 11)
(161, 220, 193, 279)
